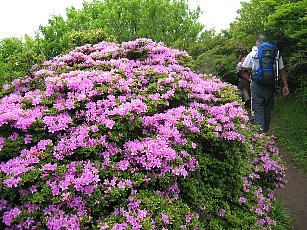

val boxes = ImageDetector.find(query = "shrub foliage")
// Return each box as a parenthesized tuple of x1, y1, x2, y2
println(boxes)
(0, 39, 286, 229)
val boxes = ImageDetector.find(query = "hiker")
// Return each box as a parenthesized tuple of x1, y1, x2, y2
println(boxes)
(236, 50, 251, 110)
(242, 35, 289, 133)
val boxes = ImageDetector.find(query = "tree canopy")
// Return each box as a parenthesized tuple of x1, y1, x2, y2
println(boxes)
(38, 0, 203, 58)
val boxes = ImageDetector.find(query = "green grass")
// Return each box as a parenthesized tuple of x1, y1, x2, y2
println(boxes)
(271, 199, 294, 230)
(271, 92, 307, 172)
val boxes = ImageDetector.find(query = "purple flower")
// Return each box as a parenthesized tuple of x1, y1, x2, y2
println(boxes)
(194, 212, 200, 219)
(218, 209, 226, 217)
(2, 207, 22, 225)
(255, 208, 264, 216)
(3, 177, 22, 188)
(3, 84, 10, 90)
(91, 125, 99, 132)
(161, 213, 170, 224)
(258, 219, 266, 226)
(29, 185, 38, 194)
(117, 160, 130, 171)
(0, 199, 7, 211)
(118, 181, 126, 189)
(24, 134, 32, 144)
(239, 197, 247, 203)
(41, 163, 57, 171)
(185, 214, 191, 223)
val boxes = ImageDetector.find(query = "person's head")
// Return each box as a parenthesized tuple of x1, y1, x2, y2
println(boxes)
(256, 35, 267, 46)
(239, 49, 248, 60)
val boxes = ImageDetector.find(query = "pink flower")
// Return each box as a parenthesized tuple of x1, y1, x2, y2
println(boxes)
(117, 181, 126, 189)
(3, 84, 10, 90)
(219, 209, 226, 217)
(0, 199, 7, 211)
(24, 134, 32, 144)
(2, 207, 22, 225)
(258, 219, 266, 226)
(41, 163, 57, 171)
(255, 208, 263, 216)
(3, 177, 22, 188)
(117, 160, 129, 171)
(185, 214, 191, 223)
(104, 119, 115, 129)
(161, 213, 170, 224)
(239, 197, 247, 203)
(91, 125, 99, 132)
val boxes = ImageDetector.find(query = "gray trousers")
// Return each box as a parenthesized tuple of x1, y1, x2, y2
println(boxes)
(251, 83, 275, 133)
(238, 78, 251, 102)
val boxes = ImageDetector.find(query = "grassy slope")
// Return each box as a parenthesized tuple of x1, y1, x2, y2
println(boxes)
(270, 92, 306, 229)
(271, 92, 307, 172)
(271, 199, 294, 230)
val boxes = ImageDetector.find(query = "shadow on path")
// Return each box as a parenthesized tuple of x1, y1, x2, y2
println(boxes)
(277, 152, 307, 230)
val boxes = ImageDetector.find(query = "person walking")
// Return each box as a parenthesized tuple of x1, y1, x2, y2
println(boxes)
(236, 50, 251, 110)
(242, 35, 289, 133)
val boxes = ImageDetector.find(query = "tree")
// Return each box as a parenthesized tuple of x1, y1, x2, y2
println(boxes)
(0, 36, 45, 86)
(38, 15, 70, 59)
(267, 0, 307, 95)
(38, 0, 203, 57)
(187, 33, 240, 85)
(230, 0, 287, 47)
(0, 38, 23, 85)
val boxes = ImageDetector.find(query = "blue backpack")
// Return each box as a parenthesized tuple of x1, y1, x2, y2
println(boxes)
(255, 42, 277, 86)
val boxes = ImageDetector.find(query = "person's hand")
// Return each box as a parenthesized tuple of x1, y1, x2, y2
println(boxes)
(282, 86, 289, 96)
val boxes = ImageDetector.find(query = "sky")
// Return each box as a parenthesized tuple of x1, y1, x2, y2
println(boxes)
(0, 0, 248, 40)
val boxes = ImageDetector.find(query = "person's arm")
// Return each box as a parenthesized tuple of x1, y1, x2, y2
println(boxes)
(280, 68, 289, 96)
(242, 52, 253, 71)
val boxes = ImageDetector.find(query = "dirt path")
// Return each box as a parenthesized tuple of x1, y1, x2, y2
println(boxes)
(277, 151, 307, 230)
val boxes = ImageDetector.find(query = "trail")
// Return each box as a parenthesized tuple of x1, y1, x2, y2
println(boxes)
(277, 147, 307, 230)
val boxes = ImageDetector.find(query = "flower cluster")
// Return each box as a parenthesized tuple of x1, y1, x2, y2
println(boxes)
(0, 38, 286, 229)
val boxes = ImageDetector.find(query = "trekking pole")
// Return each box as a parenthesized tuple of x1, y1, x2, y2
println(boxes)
(250, 76, 253, 120)
(275, 49, 280, 89)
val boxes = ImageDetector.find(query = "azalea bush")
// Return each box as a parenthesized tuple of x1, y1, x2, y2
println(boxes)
(0, 38, 286, 229)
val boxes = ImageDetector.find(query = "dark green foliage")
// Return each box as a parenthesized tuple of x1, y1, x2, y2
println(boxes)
(0, 36, 45, 86)
(187, 32, 241, 86)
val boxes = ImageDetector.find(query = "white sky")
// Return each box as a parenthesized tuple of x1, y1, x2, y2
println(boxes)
(0, 0, 248, 40)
